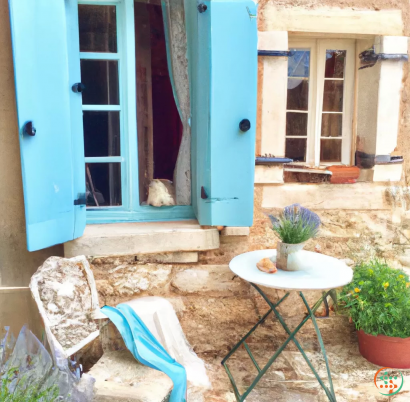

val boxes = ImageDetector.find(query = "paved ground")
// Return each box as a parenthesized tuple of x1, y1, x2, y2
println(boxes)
(198, 341, 410, 401)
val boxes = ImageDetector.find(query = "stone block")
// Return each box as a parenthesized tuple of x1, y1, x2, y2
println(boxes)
(374, 35, 408, 54)
(64, 221, 219, 257)
(97, 264, 172, 300)
(254, 165, 284, 184)
(171, 265, 249, 297)
(135, 252, 198, 263)
(199, 236, 250, 265)
(90, 350, 172, 402)
(373, 163, 403, 182)
(221, 227, 250, 236)
(257, 31, 288, 51)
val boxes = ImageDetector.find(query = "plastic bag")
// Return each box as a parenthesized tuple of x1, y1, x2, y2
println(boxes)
(0, 326, 15, 369)
(1, 325, 95, 401)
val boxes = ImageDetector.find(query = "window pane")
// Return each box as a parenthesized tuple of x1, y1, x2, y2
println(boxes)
(286, 112, 308, 137)
(288, 50, 310, 77)
(323, 80, 344, 112)
(86, 163, 121, 207)
(285, 138, 307, 162)
(321, 114, 342, 137)
(320, 139, 342, 162)
(325, 50, 346, 79)
(79, 5, 117, 53)
(83, 112, 120, 157)
(81, 60, 119, 105)
(287, 79, 309, 110)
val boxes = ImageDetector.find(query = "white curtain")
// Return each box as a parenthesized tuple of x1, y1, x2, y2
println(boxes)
(161, 0, 191, 205)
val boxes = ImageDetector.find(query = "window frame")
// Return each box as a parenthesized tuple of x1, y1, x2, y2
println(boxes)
(78, 0, 194, 224)
(287, 38, 355, 166)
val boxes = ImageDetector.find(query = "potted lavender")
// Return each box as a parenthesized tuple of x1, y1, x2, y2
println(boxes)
(269, 204, 321, 271)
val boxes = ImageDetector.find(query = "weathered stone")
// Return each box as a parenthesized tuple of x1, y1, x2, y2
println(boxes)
(90, 350, 172, 402)
(250, 287, 325, 317)
(135, 252, 198, 264)
(199, 236, 250, 265)
(221, 227, 250, 236)
(399, 256, 410, 267)
(103, 264, 172, 298)
(30, 256, 99, 354)
(64, 221, 220, 257)
(171, 265, 250, 296)
(178, 297, 258, 355)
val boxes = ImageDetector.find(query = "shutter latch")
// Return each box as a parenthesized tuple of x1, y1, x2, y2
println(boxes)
(72, 83, 86, 93)
(198, 3, 207, 13)
(201, 187, 208, 199)
(74, 194, 87, 206)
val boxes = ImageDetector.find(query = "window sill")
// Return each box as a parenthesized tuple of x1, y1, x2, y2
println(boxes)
(64, 220, 220, 258)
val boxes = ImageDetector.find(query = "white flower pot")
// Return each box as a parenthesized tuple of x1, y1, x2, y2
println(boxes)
(276, 241, 306, 271)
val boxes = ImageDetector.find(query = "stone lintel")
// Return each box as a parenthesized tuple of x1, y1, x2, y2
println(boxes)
(64, 220, 219, 257)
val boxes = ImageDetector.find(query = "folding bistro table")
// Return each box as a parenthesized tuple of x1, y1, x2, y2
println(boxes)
(222, 249, 353, 402)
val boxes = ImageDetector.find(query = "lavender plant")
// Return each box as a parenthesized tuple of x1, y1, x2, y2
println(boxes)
(269, 204, 321, 244)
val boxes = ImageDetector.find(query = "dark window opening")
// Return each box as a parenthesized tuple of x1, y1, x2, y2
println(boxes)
(135, 2, 183, 204)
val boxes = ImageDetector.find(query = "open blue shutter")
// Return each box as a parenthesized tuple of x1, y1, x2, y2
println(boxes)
(191, 0, 257, 227)
(9, 0, 85, 251)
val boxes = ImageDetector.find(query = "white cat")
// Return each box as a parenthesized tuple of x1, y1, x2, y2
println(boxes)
(147, 179, 176, 207)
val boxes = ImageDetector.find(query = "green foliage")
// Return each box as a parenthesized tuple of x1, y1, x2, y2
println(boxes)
(339, 260, 410, 338)
(0, 366, 59, 402)
(271, 214, 318, 244)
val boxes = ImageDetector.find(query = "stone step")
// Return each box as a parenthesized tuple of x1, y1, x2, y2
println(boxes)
(90, 350, 172, 402)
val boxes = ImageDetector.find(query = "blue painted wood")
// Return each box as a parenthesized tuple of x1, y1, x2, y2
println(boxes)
(9, 0, 85, 251)
(191, 0, 258, 226)
(66, 0, 87, 240)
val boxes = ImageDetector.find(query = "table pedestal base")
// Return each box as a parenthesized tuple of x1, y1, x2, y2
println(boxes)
(221, 284, 337, 402)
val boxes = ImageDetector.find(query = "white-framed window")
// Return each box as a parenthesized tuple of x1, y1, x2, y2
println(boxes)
(285, 39, 355, 166)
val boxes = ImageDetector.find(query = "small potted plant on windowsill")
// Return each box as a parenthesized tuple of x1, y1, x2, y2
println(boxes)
(339, 260, 410, 368)
(268, 204, 321, 271)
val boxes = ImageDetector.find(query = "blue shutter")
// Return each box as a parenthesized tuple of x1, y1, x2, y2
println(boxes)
(9, 0, 85, 251)
(191, 0, 257, 227)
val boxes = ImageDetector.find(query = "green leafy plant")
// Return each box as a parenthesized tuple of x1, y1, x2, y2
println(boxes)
(269, 204, 321, 244)
(0, 366, 60, 402)
(339, 260, 410, 338)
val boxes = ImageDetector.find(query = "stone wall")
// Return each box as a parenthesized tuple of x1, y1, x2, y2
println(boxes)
(88, 185, 410, 359)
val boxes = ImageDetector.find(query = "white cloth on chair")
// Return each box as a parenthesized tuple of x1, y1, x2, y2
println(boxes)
(122, 297, 211, 389)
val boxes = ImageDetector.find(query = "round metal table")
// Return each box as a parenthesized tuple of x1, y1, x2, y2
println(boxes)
(222, 249, 353, 402)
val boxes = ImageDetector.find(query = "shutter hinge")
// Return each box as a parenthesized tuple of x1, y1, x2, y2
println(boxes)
(74, 194, 86, 206)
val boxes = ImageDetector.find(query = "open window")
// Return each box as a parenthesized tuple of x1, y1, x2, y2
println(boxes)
(9, 0, 258, 251)
(285, 39, 355, 166)
(78, 1, 190, 220)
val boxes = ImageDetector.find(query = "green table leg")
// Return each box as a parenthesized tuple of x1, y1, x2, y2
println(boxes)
(221, 283, 337, 402)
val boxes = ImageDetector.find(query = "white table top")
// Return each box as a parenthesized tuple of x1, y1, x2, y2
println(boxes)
(229, 250, 353, 291)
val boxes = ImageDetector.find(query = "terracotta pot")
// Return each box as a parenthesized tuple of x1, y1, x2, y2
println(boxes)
(276, 241, 306, 271)
(327, 165, 360, 184)
(358, 329, 410, 368)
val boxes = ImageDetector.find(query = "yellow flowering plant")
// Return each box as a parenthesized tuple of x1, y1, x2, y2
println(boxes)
(339, 260, 410, 338)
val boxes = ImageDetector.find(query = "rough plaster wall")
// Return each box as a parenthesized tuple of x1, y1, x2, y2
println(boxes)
(0, 1, 62, 288)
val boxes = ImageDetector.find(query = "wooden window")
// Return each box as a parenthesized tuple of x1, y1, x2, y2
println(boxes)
(9, 0, 258, 250)
(286, 39, 355, 166)
(77, 0, 193, 223)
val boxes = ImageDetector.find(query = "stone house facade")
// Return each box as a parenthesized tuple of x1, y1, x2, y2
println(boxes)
(1, 0, 410, 399)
